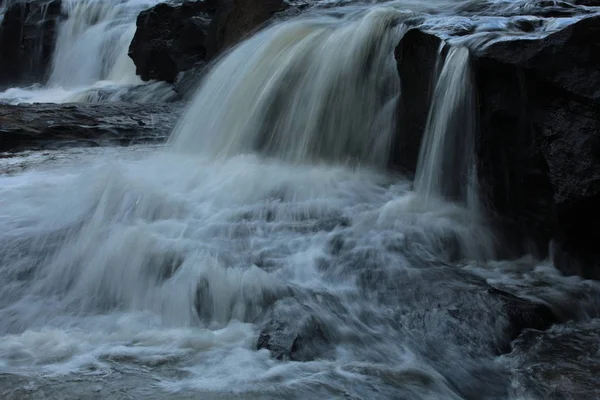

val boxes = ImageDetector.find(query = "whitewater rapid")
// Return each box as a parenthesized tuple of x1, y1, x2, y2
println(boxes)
(1, 3, 600, 400)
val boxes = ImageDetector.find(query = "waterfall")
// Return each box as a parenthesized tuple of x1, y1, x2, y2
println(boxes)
(49, 0, 159, 87)
(0, 0, 175, 103)
(170, 8, 406, 168)
(414, 46, 479, 211)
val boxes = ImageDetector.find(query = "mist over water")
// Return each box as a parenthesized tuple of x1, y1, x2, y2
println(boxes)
(1, 1, 600, 399)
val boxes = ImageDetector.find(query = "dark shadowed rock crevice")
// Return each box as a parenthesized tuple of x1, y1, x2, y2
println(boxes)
(0, 0, 63, 88)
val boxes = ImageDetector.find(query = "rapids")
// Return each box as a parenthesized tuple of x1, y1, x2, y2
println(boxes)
(1, 2, 600, 400)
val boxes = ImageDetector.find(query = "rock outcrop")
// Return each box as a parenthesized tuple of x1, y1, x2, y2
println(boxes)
(0, 0, 63, 88)
(474, 15, 600, 278)
(0, 102, 183, 152)
(128, 0, 288, 86)
(128, 1, 214, 84)
(393, 15, 600, 278)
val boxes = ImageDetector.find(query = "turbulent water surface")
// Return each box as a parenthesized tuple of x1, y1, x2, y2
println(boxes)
(1, 1, 600, 399)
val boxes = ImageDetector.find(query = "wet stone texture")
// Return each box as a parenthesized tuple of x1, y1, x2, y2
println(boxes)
(0, 102, 183, 152)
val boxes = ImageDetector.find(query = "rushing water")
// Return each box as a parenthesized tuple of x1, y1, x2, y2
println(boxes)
(0, 0, 175, 104)
(1, 2, 600, 399)
(171, 8, 404, 166)
(414, 46, 479, 212)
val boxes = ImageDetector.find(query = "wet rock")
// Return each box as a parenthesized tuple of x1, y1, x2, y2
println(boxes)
(357, 267, 558, 356)
(393, 16, 600, 277)
(0, 0, 63, 88)
(473, 15, 600, 277)
(129, 0, 288, 86)
(0, 102, 183, 152)
(128, 1, 214, 84)
(391, 28, 442, 173)
(209, 0, 288, 53)
(256, 297, 335, 361)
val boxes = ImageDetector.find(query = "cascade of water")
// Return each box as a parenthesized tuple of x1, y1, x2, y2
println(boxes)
(170, 8, 407, 168)
(0, 0, 175, 103)
(414, 45, 479, 212)
(49, 0, 161, 87)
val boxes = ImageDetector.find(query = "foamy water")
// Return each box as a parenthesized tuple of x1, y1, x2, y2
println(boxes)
(1, 2, 600, 399)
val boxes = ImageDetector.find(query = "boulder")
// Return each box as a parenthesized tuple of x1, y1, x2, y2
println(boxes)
(128, 0, 288, 86)
(0, 102, 183, 152)
(0, 0, 63, 88)
(128, 1, 214, 84)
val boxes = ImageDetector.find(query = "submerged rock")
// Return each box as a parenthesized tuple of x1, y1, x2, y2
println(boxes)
(129, 0, 288, 86)
(0, 102, 183, 152)
(0, 0, 63, 88)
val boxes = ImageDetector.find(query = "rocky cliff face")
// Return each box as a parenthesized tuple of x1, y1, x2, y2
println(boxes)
(394, 15, 600, 278)
(0, 0, 63, 88)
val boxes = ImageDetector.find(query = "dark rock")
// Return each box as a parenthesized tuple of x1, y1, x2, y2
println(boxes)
(574, 0, 600, 6)
(0, 102, 183, 152)
(129, 0, 288, 86)
(393, 16, 600, 277)
(256, 297, 334, 361)
(473, 15, 600, 277)
(208, 0, 288, 54)
(391, 28, 442, 173)
(128, 1, 214, 84)
(0, 0, 63, 88)
(507, 320, 600, 400)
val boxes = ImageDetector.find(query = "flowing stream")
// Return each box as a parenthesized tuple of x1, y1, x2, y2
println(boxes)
(1, 2, 600, 399)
